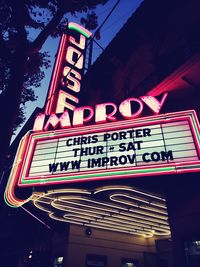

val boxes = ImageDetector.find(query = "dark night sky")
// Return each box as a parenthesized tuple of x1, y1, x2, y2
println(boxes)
(16, 0, 143, 137)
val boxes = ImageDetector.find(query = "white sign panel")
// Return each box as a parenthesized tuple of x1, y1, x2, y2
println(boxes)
(29, 120, 198, 177)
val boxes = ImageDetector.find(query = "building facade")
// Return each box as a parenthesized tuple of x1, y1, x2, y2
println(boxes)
(2, 0, 200, 267)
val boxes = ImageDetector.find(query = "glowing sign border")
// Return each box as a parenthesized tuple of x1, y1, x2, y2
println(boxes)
(4, 110, 200, 207)
(45, 22, 92, 115)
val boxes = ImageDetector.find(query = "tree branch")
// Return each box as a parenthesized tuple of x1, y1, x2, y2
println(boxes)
(29, 9, 65, 54)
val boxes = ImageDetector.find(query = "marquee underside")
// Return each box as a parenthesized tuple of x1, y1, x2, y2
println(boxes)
(32, 185, 170, 238)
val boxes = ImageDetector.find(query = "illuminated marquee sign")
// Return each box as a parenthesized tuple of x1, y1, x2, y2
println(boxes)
(33, 186, 170, 238)
(45, 22, 92, 115)
(33, 93, 168, 132)
(4, 22, 200, 209)
(5, 110, 200, 207)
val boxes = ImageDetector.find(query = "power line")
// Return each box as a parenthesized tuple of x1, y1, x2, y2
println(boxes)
(93, 9, 134, 51)
(93, 39, 105, 51)
(92, 0, 122, 39)
(46, 0, 122, 109)
(101, 9, 134, 33)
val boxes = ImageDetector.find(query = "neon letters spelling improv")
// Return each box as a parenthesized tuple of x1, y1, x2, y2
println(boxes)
(34, 93, 168, 131)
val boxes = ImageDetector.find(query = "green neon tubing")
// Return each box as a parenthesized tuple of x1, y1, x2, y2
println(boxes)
(68, 22, 92, 38)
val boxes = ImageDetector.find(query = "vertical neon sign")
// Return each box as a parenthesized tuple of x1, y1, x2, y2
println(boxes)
(45, 22, 92, 115)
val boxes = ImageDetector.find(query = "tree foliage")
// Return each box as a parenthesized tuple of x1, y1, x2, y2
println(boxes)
(0, 0, 109, 175)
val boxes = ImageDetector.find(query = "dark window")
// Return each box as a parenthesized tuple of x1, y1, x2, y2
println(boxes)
(86, 254, 107, 267)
